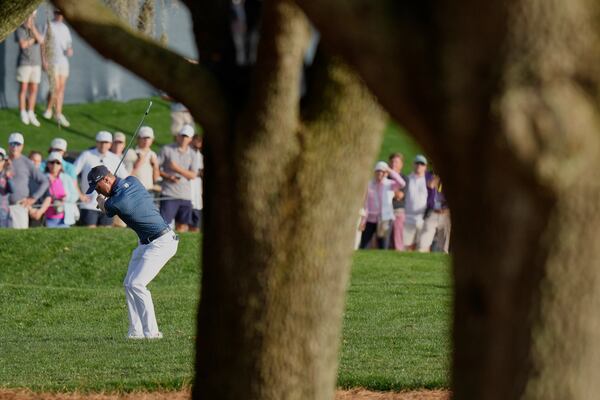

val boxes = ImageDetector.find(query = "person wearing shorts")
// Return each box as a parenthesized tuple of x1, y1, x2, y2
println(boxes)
(15, 11, 44, 127)
(42, 9, 73, 127)
(158, 125, 201, 232)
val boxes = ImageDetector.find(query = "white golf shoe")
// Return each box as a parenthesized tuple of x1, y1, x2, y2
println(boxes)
(20, 110, 29, 125)
(43, 109, 53, 120)
(28, 111, 41, 127)
(127, 333, 145, 340)
(146, 332, 163, 340)
(56, 113, 70, 127)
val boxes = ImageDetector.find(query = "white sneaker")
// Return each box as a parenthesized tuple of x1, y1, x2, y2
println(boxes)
(28, 111, 40, 127)
(56, 113, 70, 127)
(43, 109, 53, 119)
(146, 332, 163, 340)
(20, 110, 29, 125)
(127, 333, 145, 340)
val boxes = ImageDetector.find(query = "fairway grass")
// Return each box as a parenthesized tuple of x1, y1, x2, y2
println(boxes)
(0, 229, 450, 392)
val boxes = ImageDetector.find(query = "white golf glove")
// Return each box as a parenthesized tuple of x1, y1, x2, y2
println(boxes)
(96, 195, 107, 213)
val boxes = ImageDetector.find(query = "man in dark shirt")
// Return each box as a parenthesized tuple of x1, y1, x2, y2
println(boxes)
(86, 165, 179, 339)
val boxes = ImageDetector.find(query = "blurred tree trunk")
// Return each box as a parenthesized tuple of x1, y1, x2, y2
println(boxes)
(53, 0, 385, 399)
(297, 0, 600, 399)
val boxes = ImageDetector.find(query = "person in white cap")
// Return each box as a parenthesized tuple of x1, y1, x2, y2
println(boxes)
(0, 147, 11, 227)
(130, 126, 159, 191)
(29, 151, 79, 228)
(358, 161, 406, 249)
(403, 154, 434, 250)
(39, 137, 77, 181)
(110, 131, 137, 175)
(6, 132, 49, 228)
(158, 124, 201, 231)
(73, 130, 128, 227)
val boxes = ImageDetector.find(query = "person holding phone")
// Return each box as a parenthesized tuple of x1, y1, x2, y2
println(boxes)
(158, 124, 201, 232)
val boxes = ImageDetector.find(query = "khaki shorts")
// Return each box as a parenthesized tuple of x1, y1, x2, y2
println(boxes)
(16, 65, 42, 84)
(52, 63, 70, 77)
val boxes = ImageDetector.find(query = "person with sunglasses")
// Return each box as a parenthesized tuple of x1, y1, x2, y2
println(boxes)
(30, 152, 79, 227)
(6, 132, 48, 229)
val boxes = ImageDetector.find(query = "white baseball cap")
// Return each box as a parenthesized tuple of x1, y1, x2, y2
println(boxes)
(8, 132, 24, 145)
(374, 161, 389, 172)
(50, 138, 67, 151)
(139, 126, 154, 139)
(178, 124, 194, 137)
(114, 132, 126, 142)
(414, 154, 428, 165)
(0, 147, 6, 159)
(95, 131, 113, 142)
(47, 151, 63, 163)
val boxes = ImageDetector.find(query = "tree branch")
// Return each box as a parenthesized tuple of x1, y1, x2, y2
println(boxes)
(0, 0, 43, 42)
(294, 0, 439, 148)
(51, 0, 228, 133)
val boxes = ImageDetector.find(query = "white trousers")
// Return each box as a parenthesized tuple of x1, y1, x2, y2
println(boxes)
(124, 230, 179, 337)
(9, 204, 29, 229)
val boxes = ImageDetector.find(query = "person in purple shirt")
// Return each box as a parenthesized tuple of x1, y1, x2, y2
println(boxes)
(88, 165, 179, 339)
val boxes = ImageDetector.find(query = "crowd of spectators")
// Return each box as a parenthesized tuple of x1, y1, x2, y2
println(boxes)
(0, 125, 204, 232)
(357, 153, 450, 254)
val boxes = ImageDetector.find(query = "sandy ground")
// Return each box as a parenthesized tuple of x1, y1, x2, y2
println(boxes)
(0, 389, 450, 400)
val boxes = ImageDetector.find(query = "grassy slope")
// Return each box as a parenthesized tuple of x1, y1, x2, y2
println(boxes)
(0, 99, 422, 175)
(0, 229, 449, 392)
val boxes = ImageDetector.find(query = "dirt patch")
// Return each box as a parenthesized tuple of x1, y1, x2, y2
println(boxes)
(0, 389, 450, 400)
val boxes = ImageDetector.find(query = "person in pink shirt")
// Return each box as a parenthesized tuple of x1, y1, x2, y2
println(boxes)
(359, 161, 406, 249)
(30, 152, 78, 227)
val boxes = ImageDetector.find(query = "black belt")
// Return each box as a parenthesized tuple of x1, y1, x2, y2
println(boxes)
(141, 227, 172, 244)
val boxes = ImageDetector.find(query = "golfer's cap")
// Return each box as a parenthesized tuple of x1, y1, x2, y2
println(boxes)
(95, 131, 113, 143)
(178, 124, 194, 137)
(139, 126, 154, 139)
(414, 154, 428, 165)
(114, 132, 126, 143)
(8, 132, 24, 145)
(50, 138, 67, 151)
(86, 165, 110, 194)
(0, 147, 6, 159)
(374, 161, 389, 172)
(47, 151, 63, 163)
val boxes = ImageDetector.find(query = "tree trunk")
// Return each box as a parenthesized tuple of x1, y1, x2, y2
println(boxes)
(0, 0, 43, 42)
(194, 1, 386, 399)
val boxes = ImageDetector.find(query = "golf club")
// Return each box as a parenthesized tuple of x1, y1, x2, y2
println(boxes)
(113, 100, 153, 176)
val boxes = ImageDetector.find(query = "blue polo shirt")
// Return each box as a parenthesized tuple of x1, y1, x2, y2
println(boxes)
(105, 176, 169, 243)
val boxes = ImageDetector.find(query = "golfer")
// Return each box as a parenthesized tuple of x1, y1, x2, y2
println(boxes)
(86, 165, 178, 339)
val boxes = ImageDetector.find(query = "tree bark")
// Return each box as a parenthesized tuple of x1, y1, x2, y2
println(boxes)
(195, 1, 386, 398)
(0, 0, 43, 42)
(295, 0, 600, 399)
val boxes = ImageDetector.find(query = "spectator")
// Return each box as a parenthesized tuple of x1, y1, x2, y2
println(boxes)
(73, 131, 127, 227)
(418, 175, 451, 253)
(158, 124, 201, 232)
(189, 134, 204, 232)
(130, 126, 159, 191)
(111, 131, 137, 174)
(359, 161, 405, 249)
(6, 133, 48, 229)
(29, 152, 79, 228)
(28, 150, 42, 169)
(39, 138, 78, 181)
(15, 11, 44, 127)
(388, 152, 408, 251)
(403, 154, 434, 251)
(0, 147, 10, 227)
(42, 9, 73, 127)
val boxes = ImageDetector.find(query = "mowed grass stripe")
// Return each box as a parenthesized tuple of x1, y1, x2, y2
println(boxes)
(0, 230, 451, 391)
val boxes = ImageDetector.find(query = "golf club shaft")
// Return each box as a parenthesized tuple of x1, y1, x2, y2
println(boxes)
(113, 101, 153, 176)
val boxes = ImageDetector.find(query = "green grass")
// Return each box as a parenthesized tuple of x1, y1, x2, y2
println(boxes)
(0, 98, 175, 155)
(0, 99, 422, 172)
(0, 229, 450, 392)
